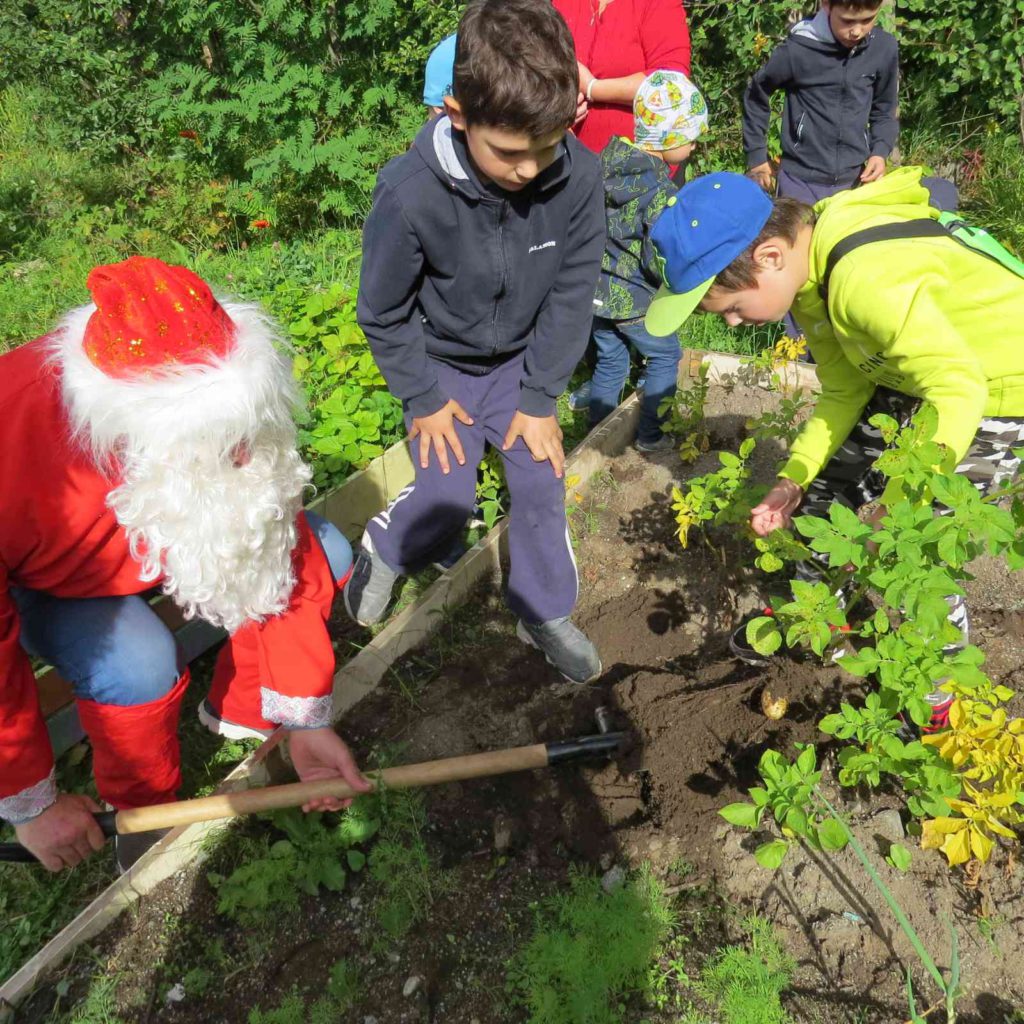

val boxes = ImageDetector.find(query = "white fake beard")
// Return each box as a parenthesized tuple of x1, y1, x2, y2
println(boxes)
(108, 429, 312, 634)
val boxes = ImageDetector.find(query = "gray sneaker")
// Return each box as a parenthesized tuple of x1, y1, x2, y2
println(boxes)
(516, 617, 602, 684)
(343, 532, 400, 626)
(634, 434, 676, 453)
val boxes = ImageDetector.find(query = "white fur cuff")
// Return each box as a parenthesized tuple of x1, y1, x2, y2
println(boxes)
(1, 769, 58, 825)
(259, 688, 333, 730)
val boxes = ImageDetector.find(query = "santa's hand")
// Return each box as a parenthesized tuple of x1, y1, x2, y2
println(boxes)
(288, 728, 372, 812)
(14, 793, 107, 872)
(750, 478, 805, 537)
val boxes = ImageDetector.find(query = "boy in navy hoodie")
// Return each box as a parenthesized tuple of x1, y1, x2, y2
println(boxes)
(742, 0, 898, 205)
(348, 0, 605, 683)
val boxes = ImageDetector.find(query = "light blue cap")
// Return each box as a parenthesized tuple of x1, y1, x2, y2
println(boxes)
(423, 33, 457, 108)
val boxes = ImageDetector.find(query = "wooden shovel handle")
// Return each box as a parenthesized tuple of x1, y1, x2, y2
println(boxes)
(113, 742, 551, 834)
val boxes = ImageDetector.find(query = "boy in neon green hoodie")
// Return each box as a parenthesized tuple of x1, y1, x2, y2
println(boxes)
(644, 167, 1024, 725)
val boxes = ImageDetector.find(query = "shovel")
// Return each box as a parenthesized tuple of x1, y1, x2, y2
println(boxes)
(0, 707, 626, 863)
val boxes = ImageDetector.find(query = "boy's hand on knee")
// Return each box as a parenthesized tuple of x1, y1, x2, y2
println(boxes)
(860, 156, 886, 183)
(503, 412, 565, 478)
(748, 162, 774, 192)
(408, 399, 474, 475)
(15, 793, 107, 872)
(750, 478, 804, 537)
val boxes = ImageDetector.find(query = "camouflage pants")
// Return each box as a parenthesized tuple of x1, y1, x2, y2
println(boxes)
(795, 388, 1024, 645)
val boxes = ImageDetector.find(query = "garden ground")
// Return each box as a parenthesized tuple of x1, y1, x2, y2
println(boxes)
(15, 382, 1024, 1023)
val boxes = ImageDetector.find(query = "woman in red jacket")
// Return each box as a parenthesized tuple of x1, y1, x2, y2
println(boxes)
(554, 0, 691, 153)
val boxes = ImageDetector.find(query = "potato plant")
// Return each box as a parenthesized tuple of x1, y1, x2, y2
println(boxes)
(675, 403, 1024, 869)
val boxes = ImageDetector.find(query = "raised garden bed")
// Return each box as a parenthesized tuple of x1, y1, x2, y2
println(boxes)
(8, 368, 1024, 1024)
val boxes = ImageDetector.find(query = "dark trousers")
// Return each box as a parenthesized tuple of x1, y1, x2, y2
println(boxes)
(367, 354, 577, 624)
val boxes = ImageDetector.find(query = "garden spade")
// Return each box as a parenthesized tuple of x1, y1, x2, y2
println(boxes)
(0, 707, 626, 863)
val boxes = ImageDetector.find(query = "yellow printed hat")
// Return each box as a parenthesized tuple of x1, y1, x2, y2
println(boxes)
(633, 70, 709, 152)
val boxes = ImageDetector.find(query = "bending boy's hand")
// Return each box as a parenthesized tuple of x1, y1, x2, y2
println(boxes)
(860, 156, 886, 183)
(748, 162, 775, 192)
(750, 478, 804, 537)
(502, 412, 565, 479)
(408, 399, 474, 474)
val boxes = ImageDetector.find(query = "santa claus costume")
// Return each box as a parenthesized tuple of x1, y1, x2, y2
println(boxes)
(0, 257, 358, 866)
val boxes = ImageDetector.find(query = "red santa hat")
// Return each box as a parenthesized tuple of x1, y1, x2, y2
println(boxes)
(52, 256, 300, 462)
(82, 256, 236, 376)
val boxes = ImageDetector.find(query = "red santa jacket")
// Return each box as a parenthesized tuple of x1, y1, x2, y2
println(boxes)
(0, 338, 337, 808)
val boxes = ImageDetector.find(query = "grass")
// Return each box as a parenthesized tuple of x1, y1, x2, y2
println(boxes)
(367, 785, 450, 945)
(685, 315, 782, 359)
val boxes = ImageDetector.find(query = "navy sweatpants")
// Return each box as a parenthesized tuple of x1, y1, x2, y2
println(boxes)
(366, 354, 577, 625)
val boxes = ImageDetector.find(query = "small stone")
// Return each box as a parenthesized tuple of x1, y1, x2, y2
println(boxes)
(601, 865, 626, 892)
(364, 1017, 379, 1024)
(387, 952, 401, 964)
(165, 983, 186, 1007)
(871, 809, 905, 843)
(402, 975, 424, 998)
(350, 896, 362, 909)
(493, 813, 515, 852)
(599, 853, 614, 872)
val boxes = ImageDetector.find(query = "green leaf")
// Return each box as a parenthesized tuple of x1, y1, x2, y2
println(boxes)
(720, 802, 760, 829)
(886, 843, 912, 872)
(818, 818, 849, 852)
(746, 616, 782, 656)
(754, 839, 790, 870)
(346, 849, 366, 872)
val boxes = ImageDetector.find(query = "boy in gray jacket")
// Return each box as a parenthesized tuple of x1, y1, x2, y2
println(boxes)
(348, 0, 605, 683)
(742, 0, 897, 206)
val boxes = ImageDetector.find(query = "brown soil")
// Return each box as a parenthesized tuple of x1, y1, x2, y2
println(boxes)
(19, 388, 1024, 1024)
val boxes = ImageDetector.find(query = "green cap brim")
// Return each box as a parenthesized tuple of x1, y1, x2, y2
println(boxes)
(644, 277, 715, 337)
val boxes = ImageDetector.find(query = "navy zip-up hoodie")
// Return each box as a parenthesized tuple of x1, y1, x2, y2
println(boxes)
(357, 116, 605, 419)
(742, 12, 899, 187)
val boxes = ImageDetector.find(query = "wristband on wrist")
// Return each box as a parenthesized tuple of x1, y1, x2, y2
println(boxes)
(586, 79, 598, 103)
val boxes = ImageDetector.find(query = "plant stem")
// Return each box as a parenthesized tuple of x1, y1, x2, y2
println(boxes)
(813, 790, 949, 998)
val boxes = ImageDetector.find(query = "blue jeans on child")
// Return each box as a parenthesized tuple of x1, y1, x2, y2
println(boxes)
(12, 513, 352, 708)
(587, 316, 681, 445)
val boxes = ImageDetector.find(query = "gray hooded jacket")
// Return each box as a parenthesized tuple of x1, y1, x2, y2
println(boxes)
(742, 10, 899, 186)
(357, 116, 605, 419)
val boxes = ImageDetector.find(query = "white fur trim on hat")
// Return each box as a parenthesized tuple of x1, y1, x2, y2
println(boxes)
(49, 302, 302, 466)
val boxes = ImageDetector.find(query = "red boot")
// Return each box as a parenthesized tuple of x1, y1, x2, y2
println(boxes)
(77, 670, 189, 809)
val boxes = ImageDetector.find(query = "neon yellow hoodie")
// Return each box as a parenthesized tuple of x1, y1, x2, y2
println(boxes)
(781, 167, 1024, 496)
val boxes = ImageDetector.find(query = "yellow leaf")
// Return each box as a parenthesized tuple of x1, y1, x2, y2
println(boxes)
(565, 474, 581, 489)
(969, 824, 994, 862)
(922, 816, 965, 843)
(943, 827, 972, 866)
(949, 699, 965, 731)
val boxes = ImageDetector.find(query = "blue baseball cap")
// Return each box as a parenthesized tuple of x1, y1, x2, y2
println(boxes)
(645, 172, 773, 336)
(423, 33, 457, 108)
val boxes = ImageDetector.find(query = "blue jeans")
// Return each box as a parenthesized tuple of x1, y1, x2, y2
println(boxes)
(588, 316, 681, 444)
(13, 513, 352, 708)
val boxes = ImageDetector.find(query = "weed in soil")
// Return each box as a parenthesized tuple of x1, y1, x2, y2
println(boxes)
(695, 914, 796, 1024)
(507, 864, 674, 1024)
